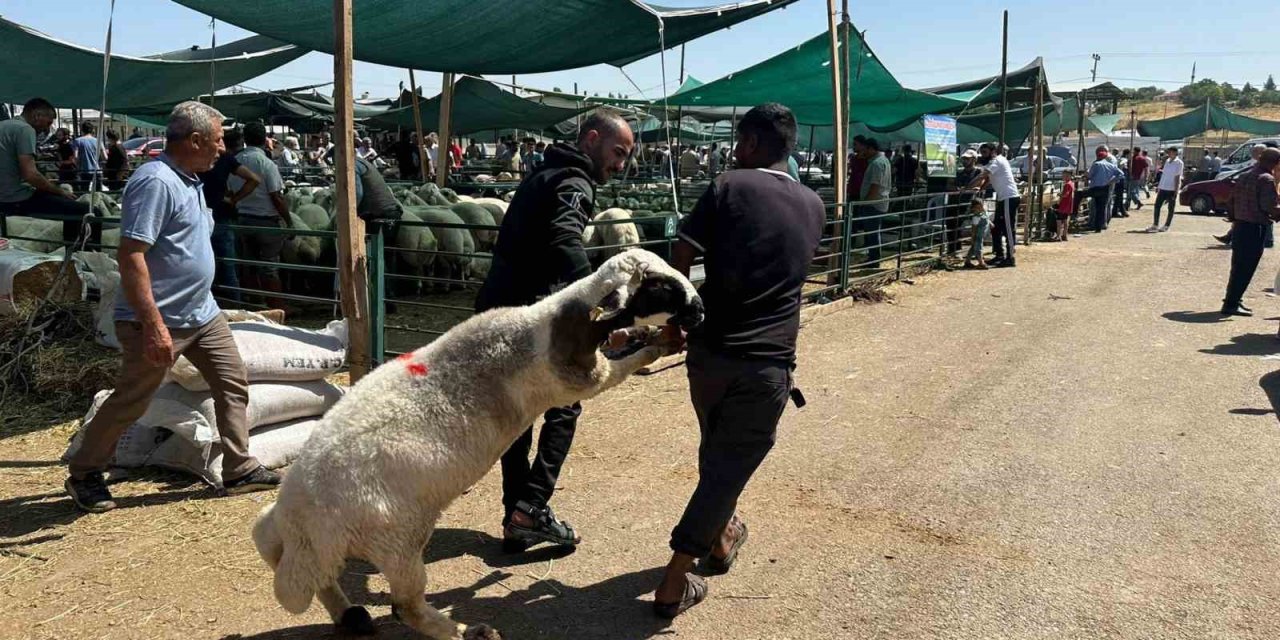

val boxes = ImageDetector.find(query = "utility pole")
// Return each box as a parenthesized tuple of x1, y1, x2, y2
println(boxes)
(1190, 62, 1197, 86)
(1090, 54, 1101, 83)
(999, 11, 1009, 151)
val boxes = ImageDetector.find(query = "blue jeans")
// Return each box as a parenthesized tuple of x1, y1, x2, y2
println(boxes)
(967, 216, 990, 260)
(210, 224, 241, 302)
(856, 205, 885, 263)
(1127, 180, 1144, 208)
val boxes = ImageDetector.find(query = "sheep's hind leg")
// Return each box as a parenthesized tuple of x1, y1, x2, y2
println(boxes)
(318, 580, 376, 636)
(381, 553, 463, 640)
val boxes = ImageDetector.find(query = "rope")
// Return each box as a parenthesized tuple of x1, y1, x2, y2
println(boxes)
(653, 16, 680, 213)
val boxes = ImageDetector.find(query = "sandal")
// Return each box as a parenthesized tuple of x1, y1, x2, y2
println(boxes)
(653, 573, 708, 619)
(504, 501, 581, 550)
(700, 518, 748, 576)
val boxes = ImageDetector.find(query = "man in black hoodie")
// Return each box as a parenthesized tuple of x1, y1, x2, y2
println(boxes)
(475, 110, 634, 552)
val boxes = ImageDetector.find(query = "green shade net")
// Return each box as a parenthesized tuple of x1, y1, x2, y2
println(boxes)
(924, 58, 1050, 110)
(1138, 102, 1280, 139)
(664, 28, 967, 129)
(117, 86, 391, 133)
(635, 116, 730, 144)
(172, 0, 797, 73)
(0, 16, 306, 109)
(366, 76, 588, 135)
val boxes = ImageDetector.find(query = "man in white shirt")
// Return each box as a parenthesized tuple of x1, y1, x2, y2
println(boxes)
(968, 142, 1020, 268)
(1149, 147, 1184, 232)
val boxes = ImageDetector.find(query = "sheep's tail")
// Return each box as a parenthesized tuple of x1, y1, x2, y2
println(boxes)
(253, 501, 324, 615)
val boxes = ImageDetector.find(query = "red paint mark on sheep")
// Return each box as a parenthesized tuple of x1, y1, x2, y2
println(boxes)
(406, 363, 429, 377)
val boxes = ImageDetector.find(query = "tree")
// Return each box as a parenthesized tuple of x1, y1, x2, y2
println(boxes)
(1267, 75, 1277, 92)
(1243, 82, 1258, 94)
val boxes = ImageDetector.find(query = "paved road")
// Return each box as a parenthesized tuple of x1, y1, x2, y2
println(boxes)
(5, 208, 1280, 640)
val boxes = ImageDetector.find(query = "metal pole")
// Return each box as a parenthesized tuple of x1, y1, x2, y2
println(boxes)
(408, 70, 428, 183)
(825, 0, 847, 285)
(435, 73, 455, 188)
(332, 0, 371, 381)
(999, 10, 1009, 151)
(1077, 91, 1086, 173)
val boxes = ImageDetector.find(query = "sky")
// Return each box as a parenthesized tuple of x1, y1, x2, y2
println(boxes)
(4, 0, 1280, 102)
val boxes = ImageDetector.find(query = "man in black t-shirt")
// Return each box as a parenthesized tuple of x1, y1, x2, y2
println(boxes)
(652, 103, 824, 619)
(196, 127, 261, 302)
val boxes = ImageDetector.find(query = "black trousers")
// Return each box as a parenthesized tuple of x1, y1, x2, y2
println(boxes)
(669, 346, 791, 558)
(1153, 189, 1177, 228)
(1224, 221, 1268, 309)
(501, 403, 581, 523)
(991, 197, 1019, 261)
(0, 190, 100, 246)
(1091, 186, 1111, 232)
(1112, 178, 1128, 216)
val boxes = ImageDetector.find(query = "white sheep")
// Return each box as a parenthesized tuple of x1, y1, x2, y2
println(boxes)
(472, 198, 508, 228)
(449, 202, 498, 251)
(406, 206, 473, 291)
(252, 249, 703, 640)
(391, 209, 439, 296)
(583, 208, 642, 263)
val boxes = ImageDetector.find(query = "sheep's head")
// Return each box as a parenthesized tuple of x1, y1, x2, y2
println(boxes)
(591, 249, 703, 331)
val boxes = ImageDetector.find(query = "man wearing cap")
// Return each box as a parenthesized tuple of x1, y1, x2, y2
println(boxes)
(968, 143, 1019, 267)
(1088, 146, 1124, 232)
(952, 149, 982, 253)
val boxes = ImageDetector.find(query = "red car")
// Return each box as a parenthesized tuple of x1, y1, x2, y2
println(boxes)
(1179, 166, 1249, 215)
(123, 137, 164, 160)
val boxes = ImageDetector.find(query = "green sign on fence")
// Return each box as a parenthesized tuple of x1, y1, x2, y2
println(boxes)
(664, 215, 677, 238)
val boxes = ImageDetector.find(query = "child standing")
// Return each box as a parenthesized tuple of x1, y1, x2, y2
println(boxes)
(964, 197, 991, 269)
(1055, 170, 1075, 241)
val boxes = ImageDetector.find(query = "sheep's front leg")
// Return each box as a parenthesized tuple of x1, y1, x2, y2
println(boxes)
(598, 345, 666, 392)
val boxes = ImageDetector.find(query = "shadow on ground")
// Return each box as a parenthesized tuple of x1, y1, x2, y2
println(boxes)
(222, 564, 672, 640)
(0, 476, 214, 539)
(1200, 333, 1280, 356)
(1163, 310, 1231, 324)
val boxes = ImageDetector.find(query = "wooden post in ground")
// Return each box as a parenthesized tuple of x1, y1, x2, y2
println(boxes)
(435, 73, 455, 188)
(332, 0, 371, 381)
(1026, 72, 1043, 244)
(825, 0, 847, 285)
(999, 10, 1009, 151)
(408, 70, 428, 183)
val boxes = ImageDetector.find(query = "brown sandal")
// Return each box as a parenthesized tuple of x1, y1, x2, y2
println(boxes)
(653, 573, 708, 619)
(700, 519, 748, 576)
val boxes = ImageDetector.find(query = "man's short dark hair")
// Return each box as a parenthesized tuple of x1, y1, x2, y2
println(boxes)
(81, 122, 95, 135)
(244, 122, 268, 147)
(224, 127, 244, 150)
(578, 109, 629, 144)
(864, 137, 881, 152)
(105, 129, 119, 141)
(737, 102, 797, 162)
(22, 97, 55, 115)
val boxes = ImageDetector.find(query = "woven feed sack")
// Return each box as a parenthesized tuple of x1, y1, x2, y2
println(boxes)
(167, 320, 348, 391)
(208, 417, 321, 482)
(0, 249, 83, 313)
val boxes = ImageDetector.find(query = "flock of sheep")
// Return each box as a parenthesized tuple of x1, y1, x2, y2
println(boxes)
(0, 181, 669, 301)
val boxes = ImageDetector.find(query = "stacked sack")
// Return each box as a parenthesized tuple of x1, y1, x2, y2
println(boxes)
(63, 317, 349, 487)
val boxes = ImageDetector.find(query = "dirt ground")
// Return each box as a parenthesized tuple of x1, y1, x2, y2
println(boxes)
(6, 205, 1280, 639)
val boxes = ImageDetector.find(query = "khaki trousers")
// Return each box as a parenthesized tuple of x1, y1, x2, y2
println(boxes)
(68, 315, 258, 481)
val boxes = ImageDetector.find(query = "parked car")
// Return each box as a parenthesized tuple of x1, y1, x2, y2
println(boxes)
(1012, 154, 1071, 182)
(123, 136, 164, 160)
(1179, 166, 1250, 215)
(1220, 137, 1280, 174)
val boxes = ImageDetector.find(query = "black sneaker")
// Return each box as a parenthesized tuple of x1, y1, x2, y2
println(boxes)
(223, 465, 282, 495)
(65, 472, 116, 513)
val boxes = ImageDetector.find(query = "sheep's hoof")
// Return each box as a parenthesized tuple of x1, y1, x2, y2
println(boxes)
(462, 623, 502, 640)
(338, 606, 377, 636)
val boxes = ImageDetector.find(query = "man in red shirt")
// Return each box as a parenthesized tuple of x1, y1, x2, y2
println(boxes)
(1127, 147, 1149, 210)
(847, 135, 869, 201)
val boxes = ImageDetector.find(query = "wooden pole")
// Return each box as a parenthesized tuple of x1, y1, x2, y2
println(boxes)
(999, 10, 1009, 151)
(408, 70, 428, 183)
(825, 0, 846, 283)
(435, 72, 455, 188)
(1026, 74, 1043, 244)
(1077, 91, 1086, 173)
(332, 0, 371, 381)
(842, 1, 852, 153)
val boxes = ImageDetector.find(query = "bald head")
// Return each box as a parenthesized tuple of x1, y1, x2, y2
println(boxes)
(576, 109, 634, 183)
(577, 110, 630, 145)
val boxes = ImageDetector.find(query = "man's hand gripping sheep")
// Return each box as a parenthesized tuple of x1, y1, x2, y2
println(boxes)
(250, 249, 703, 640)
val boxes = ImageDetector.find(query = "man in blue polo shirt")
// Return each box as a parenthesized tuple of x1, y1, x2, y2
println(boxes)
(64, 101, 280, 513)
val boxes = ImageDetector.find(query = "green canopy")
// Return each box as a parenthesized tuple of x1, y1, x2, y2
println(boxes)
(0, 16, 306, 109)
(1137, 102, 1280, 139)
(924, 58, 1051, 110)
(635, 117, 729, 144)
(664, 28, 967, 128)
(172, 0, 797, 73)
(366, 76, 588, 135)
